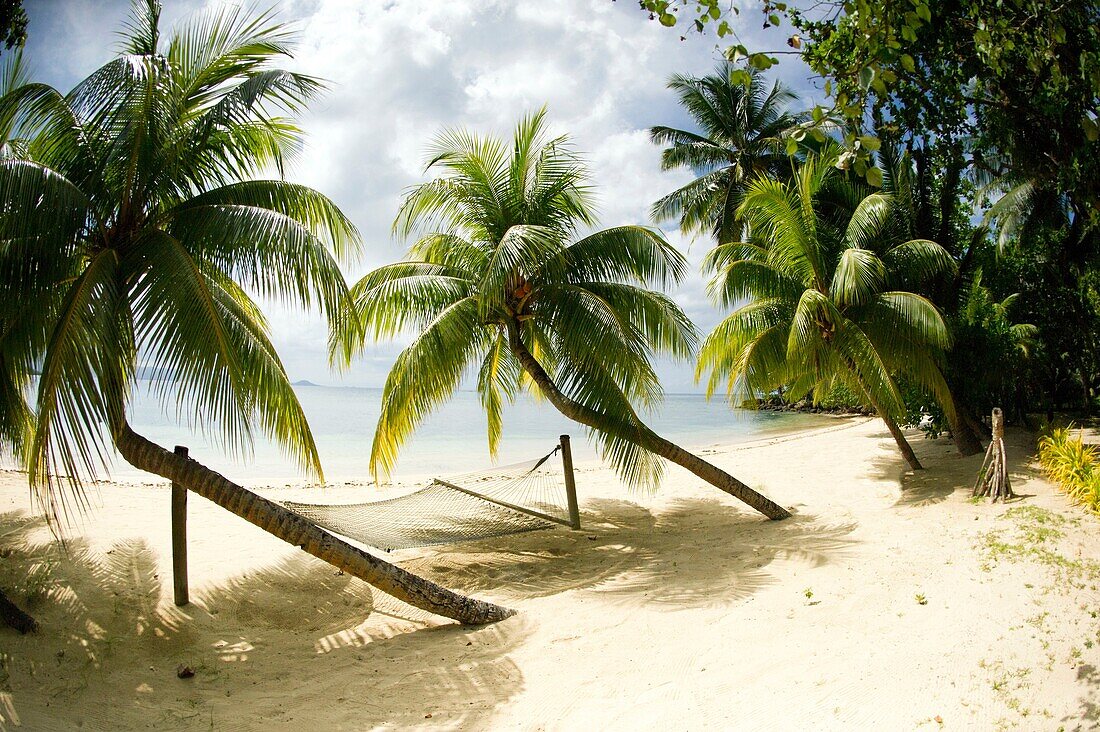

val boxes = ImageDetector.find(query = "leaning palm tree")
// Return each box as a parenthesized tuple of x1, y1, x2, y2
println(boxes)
(337, 110, 790, 520)
(650, 64, 799, 245)
(0, 0, 512, 626)
(698, 151, 958, 471)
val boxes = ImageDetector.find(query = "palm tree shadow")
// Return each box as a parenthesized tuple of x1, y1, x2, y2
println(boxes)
(395, 498, 858, 612)
(896, 466, 967, 506)
(0, 498, 855, 729)
(1066, 663, 1100, 728)
(888, 428, 1042, 507)
(0, 511, 528, 731)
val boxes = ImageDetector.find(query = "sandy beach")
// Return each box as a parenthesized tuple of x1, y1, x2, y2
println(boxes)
(1, 418, 1098, 731)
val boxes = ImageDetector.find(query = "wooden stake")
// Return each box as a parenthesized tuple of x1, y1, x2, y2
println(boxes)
(972, 408, 1015, 502)
(560, 435, 581, 530)
(171, 445, 189, 606)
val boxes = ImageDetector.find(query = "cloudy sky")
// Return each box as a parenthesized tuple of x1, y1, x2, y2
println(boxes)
(24, 0, 818, 392)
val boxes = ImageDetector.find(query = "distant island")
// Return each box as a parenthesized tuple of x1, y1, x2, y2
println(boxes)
(292, 380, 318, 387)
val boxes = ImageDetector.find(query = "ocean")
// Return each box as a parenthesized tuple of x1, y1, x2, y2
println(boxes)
(98, 384, 832, 486)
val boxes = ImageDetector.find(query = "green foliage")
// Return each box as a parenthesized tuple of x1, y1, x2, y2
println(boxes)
(0, 0, 360, 522)
(636, 1, 1100, 212)
(830, 2, 1099, 221)
(0, 1, 25, 52)
(1038, 426, 1100, 514)
(899, 378, 946, 439)
(650, 64, 800, 245)
(697, 148, 957, 433)
(987, 226, 1100, 414)
(816, 382, 863, 412)
(640, 0, 1100, 440)
(340, 110, 696, 488)
(946, 272, 1035, 413)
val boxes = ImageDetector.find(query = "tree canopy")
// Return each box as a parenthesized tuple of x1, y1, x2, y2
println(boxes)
(637, 0, 1100, 213)
(340, 110, 790, 518)
(0, 0, 359, 520)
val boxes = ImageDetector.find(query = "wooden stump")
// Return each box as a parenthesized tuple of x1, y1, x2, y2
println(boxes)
(973, 408, 1014, 502)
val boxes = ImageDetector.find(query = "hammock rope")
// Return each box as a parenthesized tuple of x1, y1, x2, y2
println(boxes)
(280, 444, 573, 551)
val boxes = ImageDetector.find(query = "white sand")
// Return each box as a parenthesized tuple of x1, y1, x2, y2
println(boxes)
(1, 418, 1098, 731)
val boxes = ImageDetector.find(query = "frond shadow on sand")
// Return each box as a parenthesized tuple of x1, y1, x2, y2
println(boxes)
(892, 427, 1042, 508)
(1, 496, 857, 730)
(395, 497, 858, 611)
(0, 513, 527, 731)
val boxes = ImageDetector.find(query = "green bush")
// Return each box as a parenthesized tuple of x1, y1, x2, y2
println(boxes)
(1037, 426, 1100, 514)
(817, 382, 864, 411)
(899, 379, 947, 439)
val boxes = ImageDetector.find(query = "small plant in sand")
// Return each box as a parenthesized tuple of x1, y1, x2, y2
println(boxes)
(914, 593, 927, 605)
(979, 506, 1100, 585)
(19, 559, 56, 607)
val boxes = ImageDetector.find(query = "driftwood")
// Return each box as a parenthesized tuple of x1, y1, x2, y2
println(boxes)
(972, 408, 1014, 502)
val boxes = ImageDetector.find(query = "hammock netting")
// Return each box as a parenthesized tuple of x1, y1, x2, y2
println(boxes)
(279, 445, 573, 551)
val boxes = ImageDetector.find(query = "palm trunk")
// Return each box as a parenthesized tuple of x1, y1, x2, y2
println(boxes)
(853, 380, 924, 471)
(879, 411, 923, 471)
(112, 422, 514, 625)
(0, 586, 37, 633)
(947, 406, 984, 456)
(964, 410, 992, 440)
(506, 322, 790, 520)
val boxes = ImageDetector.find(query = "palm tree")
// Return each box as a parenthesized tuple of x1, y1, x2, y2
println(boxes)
(0, 49, 52, 633)
(875, 144, 984, 454)
(337, 111, 790, 520)
(0, 0, 512, 626)
(650, 64, 799, 245)
(697, 150, 958, 471)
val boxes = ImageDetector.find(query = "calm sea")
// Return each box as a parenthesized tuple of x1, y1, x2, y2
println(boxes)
(31, 384, 835, 486)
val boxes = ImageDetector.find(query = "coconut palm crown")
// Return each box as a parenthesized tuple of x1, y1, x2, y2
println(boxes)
(344, 110, 692, 485)
(339, 110, 790, 518)
(697, 150, 958, 470)
(0, 0, 360, 521)
(650, 64, 800, 245)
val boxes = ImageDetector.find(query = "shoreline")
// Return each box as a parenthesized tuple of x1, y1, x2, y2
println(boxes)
(0, 410, 849, 493)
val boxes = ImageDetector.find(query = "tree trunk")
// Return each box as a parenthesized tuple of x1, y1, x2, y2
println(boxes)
(947, 406, 984, 456)
(852, 379, 924, 471)
(964, 410, 992, 440)
(879, 412, 924, 471)
(112, 422, 514, 625)
(0, 586, 38, 633)
(505, 322, 790, 520)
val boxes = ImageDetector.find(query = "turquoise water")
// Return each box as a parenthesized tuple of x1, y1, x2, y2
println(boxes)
(72, 384, 834, 486)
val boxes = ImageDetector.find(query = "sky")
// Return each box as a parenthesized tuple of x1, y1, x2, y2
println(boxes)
(22, 0, 818, 392)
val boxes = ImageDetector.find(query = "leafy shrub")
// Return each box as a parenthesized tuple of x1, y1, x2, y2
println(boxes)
(899, 379, 948, 439)
(1037, 426, 1100, 514)
(817, 382, 864, 411)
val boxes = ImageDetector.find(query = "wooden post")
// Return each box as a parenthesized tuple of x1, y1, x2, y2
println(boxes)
(973, 408, 1014, 502)
(171, 445, 189, 606)
(559, 435, 581, 530)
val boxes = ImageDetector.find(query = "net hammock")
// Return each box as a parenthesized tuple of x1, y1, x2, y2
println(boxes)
(280, 444, 574, 551)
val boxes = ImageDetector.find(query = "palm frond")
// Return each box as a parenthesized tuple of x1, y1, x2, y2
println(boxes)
(370, 298, 486, 480)
(830, 247, 886, 307)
